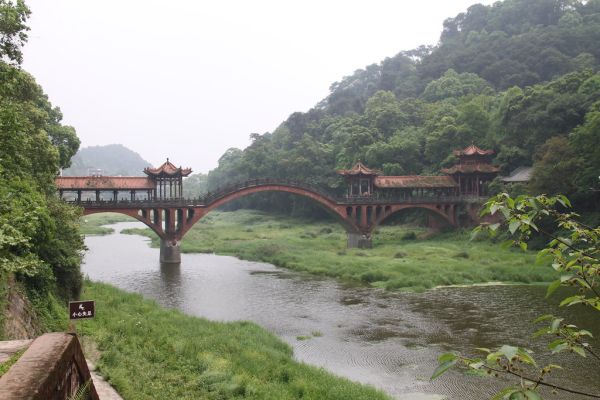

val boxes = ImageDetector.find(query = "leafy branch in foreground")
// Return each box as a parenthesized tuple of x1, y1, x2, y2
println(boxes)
(432, 193, 600, 399)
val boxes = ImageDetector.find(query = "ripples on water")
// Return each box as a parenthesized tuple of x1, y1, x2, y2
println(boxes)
(83, 222, 600, 399)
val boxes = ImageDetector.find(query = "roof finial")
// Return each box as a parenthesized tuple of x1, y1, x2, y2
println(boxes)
(167, 157, 169, 163)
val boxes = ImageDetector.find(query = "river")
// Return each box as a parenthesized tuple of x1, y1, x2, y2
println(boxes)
(83, 222, 600, 399)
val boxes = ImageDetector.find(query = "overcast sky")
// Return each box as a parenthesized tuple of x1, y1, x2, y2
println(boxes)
(23, 0, 493, 174)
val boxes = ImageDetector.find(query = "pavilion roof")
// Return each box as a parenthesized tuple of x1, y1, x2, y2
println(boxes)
(453, 144, 494, 156)
(441, 164, 500, 174)
(144, 159, 192, 177)
(374, 175, 458, 188)
(55, 176, 155, 190)
(337, 161, 381, 176)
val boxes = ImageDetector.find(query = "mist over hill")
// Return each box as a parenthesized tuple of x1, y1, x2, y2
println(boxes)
(63, 144, 152, 176)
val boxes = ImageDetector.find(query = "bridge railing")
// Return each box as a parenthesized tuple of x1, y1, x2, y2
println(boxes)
(62, 178, 488, 208)
(202, 178, 340, 204)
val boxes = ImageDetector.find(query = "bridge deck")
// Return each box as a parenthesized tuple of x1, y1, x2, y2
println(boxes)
(65, 195, 485, 209)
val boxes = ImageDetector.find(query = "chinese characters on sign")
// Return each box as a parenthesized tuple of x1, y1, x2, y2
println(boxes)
(69, 300, 95, 320)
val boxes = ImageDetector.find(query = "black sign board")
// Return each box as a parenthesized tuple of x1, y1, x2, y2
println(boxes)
(69, 300, 95, 320)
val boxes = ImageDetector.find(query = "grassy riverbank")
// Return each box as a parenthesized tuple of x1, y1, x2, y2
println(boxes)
(78, 281, 389, 400)
(80, 213, 133, 235)
(121, 209, 557, 292)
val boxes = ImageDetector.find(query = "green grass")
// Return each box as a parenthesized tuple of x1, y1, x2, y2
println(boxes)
(80, 213, 135, 235)
(124, 209, 558, 292)
(77, 281, 389, 400)
(0, 349, 25, 378)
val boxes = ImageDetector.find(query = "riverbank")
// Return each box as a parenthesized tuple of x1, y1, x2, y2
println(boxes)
(77, 281, 390, 400)
(103, 209, 557, 292)
(80, 213, 133, 235)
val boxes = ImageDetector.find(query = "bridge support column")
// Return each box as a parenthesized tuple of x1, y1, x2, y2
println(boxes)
(346, 232, 372, 249)
(160, 238, 181, 264)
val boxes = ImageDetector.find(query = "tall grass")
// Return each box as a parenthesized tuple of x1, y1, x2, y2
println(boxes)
(78, 282, 389, 400)
(124, 210, 557, 292)
(80, 213, 136, 235)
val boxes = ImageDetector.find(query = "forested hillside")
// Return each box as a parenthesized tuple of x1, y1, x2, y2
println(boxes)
(63, 144, 152, 176)
(202, 0, 600, 215)
(0, 1, 83, 334)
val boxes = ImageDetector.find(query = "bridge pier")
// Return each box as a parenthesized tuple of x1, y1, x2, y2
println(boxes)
(160, 239, 181, 264)
(346, 232, 372, 249)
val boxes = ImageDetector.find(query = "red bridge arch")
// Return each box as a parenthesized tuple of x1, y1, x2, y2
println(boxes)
(71, 179, 465, 263)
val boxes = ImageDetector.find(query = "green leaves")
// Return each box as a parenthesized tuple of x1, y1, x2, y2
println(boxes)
(430, 353, 458, 380)
(0, 61, 84, 298)
(439, 193, 600, 399)
(545, 279, 561, 298)
(509, 221, 521, 235)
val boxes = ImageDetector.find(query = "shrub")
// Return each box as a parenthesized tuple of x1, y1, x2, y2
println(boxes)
(401, 231, 417, 240)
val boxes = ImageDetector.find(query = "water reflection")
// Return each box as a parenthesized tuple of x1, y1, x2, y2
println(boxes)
(159, 263, 182, 305)
(83, 222, 600, 399)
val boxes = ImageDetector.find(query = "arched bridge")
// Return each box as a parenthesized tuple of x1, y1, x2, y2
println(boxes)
(62, 178, 480, 264)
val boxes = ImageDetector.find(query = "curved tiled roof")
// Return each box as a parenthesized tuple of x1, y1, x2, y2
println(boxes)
(55, 176, 155, 190)
(144, 159, 192, 177)
(337, 161, 381, 176)
(453, 144, 494, 156)
(375, 175, 458, 188)
(441, 164, 500, 174)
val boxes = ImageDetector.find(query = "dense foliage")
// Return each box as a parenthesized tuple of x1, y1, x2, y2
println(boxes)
(63, 144, 152, 176)
(199, 0, 600, 216)
(0, 1, 83, 308)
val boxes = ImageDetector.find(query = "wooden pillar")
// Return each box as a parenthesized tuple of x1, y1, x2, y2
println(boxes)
(167, 209, 176, 233)
(77, 190, 82, 202)
(113, 190, 117, 201)
(360, 206, 367, 228)
(156, 209, 163, 232)
(96, 190, 100, 202)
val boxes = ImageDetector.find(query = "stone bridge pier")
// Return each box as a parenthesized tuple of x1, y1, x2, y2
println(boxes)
(346, 232, 373, 248)
(160, 238, 182, 264)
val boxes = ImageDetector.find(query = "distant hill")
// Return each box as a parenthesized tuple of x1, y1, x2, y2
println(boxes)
(63, 144, 152, 176)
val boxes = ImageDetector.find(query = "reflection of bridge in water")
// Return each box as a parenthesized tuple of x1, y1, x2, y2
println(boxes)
(57, 145, 499, 264)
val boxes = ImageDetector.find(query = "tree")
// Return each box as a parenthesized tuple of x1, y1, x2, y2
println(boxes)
(364, 91, 407, 138)
(0, 0, 30, 64)
(529, 136, 583, 195)
(432, 193, 600, 399)
(570, 104, 600, 194)
(422, 69, 491, 102)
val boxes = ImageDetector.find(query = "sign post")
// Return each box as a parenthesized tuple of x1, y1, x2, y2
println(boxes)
(69, 300, 95, 320)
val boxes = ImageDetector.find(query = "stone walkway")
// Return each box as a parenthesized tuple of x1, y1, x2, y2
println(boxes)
(87, 361, 123, 400)
(0, 339, 32, 363)
(0, 339, 123, 400)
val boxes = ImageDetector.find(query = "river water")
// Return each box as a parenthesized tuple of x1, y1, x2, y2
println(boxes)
(83, 222, 600, 399)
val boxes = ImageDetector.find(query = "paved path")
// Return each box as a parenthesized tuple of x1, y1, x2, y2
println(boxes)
(0, 339, 32, 363)
(87, 361, 123, 400)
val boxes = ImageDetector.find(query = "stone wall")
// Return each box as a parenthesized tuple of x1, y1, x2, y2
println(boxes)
(2, 276, 42, 340)
(0, 333, 99, 400)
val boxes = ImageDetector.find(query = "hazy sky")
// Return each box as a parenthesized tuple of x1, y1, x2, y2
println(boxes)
(23, 0, 493, 174)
